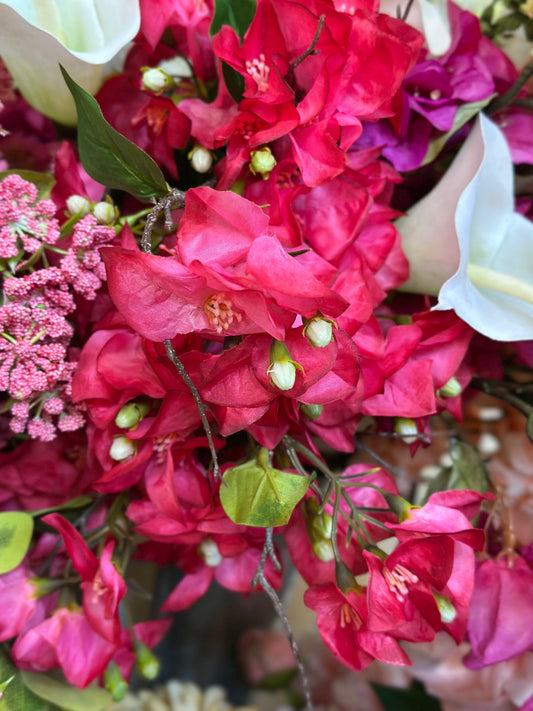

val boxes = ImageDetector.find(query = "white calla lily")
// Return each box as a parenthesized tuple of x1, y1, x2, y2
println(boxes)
(397, 112, 533, 341)
(417, 0, 452, 56)
(0, 0, 140, 125)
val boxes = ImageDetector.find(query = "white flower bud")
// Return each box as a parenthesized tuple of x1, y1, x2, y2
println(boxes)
(189, 145, 213, 173)
(267, 340, 302, 390)
(269, 360, 296, 391)
(305, 318, 333, 348)
(141, 67, 169, 93)
(394, 417, 418, 444)
(109, 435, 135, 461)
(93, 201, 116, 225)
(438, 375, 462, 398)
(198, 537, 222, 567)
(312, 540, 335, 562)
(66, 195, 90, 217)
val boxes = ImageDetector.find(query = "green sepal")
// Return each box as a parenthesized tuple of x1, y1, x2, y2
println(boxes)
(220, 460, 309, 527)
(422, 95, 497, 166)
(0, 512, 34, 575)
(60, 66, 170, 201)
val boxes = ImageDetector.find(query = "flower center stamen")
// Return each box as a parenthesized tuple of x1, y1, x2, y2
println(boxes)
(204, 293, 242, 333)
(153, 433, 177, 463)
(383, 564, 419, 602)
(245, 54, 270, 92)
(339, 603, 362, 630)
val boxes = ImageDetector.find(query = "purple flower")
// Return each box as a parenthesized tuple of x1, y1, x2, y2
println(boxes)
(464, 554, 533, 668)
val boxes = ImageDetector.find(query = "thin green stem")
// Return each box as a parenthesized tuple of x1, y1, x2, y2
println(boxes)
(486, 59, 533, 114)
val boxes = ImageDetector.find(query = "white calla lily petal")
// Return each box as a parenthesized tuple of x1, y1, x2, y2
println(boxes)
(0, 0, 140, 125)
(418, 0, 452, 56)
(398, 113, 533, 341)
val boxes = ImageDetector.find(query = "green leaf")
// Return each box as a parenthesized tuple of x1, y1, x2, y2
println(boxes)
(29, 496, 94, 519)
(60, 66, 170, 201)
(0, 171, 55, 200)
(447, 438, 489, 492)
(371, 681, 442, 711)
(422, 438, 488, 502)
(0, 648, 60, 711)
(220, 461, 309, 527)
(422, 95, 497, 166)
(21, 672, 112, 711)
(222, 61, 246, 104)
(0, 512, 34, 574)
(210, 0, 257, 40)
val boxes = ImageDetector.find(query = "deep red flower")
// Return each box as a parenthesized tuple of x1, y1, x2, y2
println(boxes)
(304, 582, 411, 671)
(364, 536, 455, 642)
(42, 514, 126, 644)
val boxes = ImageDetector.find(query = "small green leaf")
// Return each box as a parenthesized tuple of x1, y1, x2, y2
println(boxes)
(220, 461, 309, 527)
(447, 438, 489, 493)
(0, 512, 34, 574)
(422, 95, 497, 166)
(60, 66, 170, 201)
(0, 648, 60, 711)
(422, 438, 488, 502)
(371, 681, 442, 711)
(20, 672, 112, 711)
(222, 62, 246, 104)
(0, 171, 55, 200)
(210, 0, 257, 40)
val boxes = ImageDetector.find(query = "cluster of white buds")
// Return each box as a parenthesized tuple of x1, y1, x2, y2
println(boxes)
(66, 195, 118, 225)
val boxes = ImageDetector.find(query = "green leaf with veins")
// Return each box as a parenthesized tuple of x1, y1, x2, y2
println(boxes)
(220, 461, 309, 527)
(60, 66, 169, 201)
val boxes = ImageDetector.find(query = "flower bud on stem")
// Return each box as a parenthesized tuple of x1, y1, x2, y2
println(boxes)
(135, 640, 160, 680)
(267, 341, 303, 391)
(104, 661, 128, 702)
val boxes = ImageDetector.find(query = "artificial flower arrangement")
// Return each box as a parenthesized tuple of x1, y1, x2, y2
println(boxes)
(1, 0, 533, 709)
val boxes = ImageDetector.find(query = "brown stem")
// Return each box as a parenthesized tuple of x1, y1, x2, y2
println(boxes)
(253, 529, 313, 711)
(285, 15, 325, 88)
(140, 189, 220, 479)
(163, 340, 220, 479)
(140, 188, 186, 253)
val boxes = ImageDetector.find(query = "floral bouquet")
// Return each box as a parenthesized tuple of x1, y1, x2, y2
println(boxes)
(1, 0, 533, 709)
